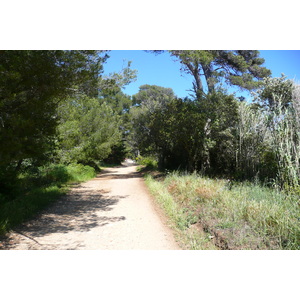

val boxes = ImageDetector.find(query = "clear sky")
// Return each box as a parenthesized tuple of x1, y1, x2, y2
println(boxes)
(102, 50, 300, 101)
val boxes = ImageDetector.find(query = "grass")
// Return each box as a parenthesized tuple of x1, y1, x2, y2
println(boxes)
(145, 174, 218, 250)
(0, 163, 97, 236)
(144, 171, 300, 250)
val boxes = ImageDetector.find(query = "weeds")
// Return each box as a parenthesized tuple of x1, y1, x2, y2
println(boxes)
(145, 174, 219, 250)
(145, 171, 300, 250)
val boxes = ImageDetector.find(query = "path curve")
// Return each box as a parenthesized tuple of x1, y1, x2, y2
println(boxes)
(0, 163, 180, 250)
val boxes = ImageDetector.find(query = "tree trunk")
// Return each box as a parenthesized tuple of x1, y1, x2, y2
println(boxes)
(202, 64, 215, 94)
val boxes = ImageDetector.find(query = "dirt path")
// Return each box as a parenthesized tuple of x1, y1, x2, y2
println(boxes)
(0, 163, 180, 250)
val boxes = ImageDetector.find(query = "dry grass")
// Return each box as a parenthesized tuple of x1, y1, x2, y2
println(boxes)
(145, 171, 300, 250)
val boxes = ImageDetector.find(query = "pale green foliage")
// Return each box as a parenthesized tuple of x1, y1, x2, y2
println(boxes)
(56, 95, 121, 164)
(237, 77, 300, 186)
(269, 89, 300, 186)
(136, 156, 158, 169)
(252, 74, 293, 109)
(132, 84, 175, 112)
(235, 102, 272, 179)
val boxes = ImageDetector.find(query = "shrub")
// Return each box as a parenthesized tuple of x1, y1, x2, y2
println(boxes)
(136, 156, 158, 169)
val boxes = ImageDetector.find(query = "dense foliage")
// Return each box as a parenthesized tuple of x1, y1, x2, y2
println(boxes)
(0, 50, 135, 202)
(56, 95, 121, 166)
(150, 50, 271, 97)
(131, 73, 300, 192)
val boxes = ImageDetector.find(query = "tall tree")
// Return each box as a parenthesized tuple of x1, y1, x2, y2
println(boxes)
(0, 50, 107, 172)
(149, 50, 271, 98)
(130, 85, 176, 152)
(132, 84, 175, 111)
(56, 95, 121, 166)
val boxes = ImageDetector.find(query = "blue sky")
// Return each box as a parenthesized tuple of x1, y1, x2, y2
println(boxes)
(102, 50, 300, 101)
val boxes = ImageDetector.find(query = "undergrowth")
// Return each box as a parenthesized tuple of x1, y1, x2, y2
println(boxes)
(0, 163, 97, 236)
(136, 156, 158, 171)
(145, 172, 300, 250)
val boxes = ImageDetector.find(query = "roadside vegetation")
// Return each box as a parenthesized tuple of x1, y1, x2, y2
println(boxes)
(145, 171, 299, 250)
(0, 163, 96, 235)
(0, 51, 136, 236)
(132, 52, 300, 250)
(1, 50, 299, 249)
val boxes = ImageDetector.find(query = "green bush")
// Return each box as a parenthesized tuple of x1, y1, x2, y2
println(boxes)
(66, 163, 96, 182)
(41, 164, 71, 185)
(136, 156, 158, 169)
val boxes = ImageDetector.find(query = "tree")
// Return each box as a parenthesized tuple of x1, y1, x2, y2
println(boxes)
(131, 86, 240, 173)
(99, 60, 138, 97)
(56, 95, 121, 166)
(130, 85, 176, 159)
(98, 61, 138, 163)
(198, 91, 239, 175)
(0, 50, 107, 174)
(132, 84, 175, 111)
(149, 50, 271, 98)
(251, 74, 293, 110)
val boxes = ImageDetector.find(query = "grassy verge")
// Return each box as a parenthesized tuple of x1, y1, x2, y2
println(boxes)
(145, 174, 218, 249)
(0, 163, 97, 236)
(145, 172, 300, 250)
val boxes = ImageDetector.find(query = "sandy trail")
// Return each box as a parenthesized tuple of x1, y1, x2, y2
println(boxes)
(0, 163, 179, 250)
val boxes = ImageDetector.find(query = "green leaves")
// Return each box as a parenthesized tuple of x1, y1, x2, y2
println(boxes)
(56, 96, 121, 165)
(0, 50, 105, 170)
(167, 50, 271, 96)
(252, 74, 293, 109)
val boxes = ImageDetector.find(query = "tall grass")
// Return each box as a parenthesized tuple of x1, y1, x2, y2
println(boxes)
(0, 163, 96, 235)
(234, 80, 300, 189)
(145, 174, 219, 250)
(145, 172, 300, 250)
(270, 95, 300, 187)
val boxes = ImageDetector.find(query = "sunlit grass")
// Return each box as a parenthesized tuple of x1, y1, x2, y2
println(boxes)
(145, 171, 300, 250)
(145, 174, 219, 250)
(0, 163, 97, 236)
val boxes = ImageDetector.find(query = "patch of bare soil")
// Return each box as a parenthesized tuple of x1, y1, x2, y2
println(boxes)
(0, 163, 180, 250)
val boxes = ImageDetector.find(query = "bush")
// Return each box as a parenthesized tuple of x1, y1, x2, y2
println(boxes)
(136, 156, 158, 169)
(41, 164, 71, 185)
(66, 163, 96, 182)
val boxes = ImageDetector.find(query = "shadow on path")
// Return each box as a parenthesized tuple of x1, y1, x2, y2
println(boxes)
(19, 188, 127, 237)
(0, 183, 127, 249)
(0, 165, 143, 249)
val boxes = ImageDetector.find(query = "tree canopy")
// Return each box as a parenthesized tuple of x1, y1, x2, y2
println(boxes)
(0, 50, 107, 170)
(150, 50, 271, 98)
